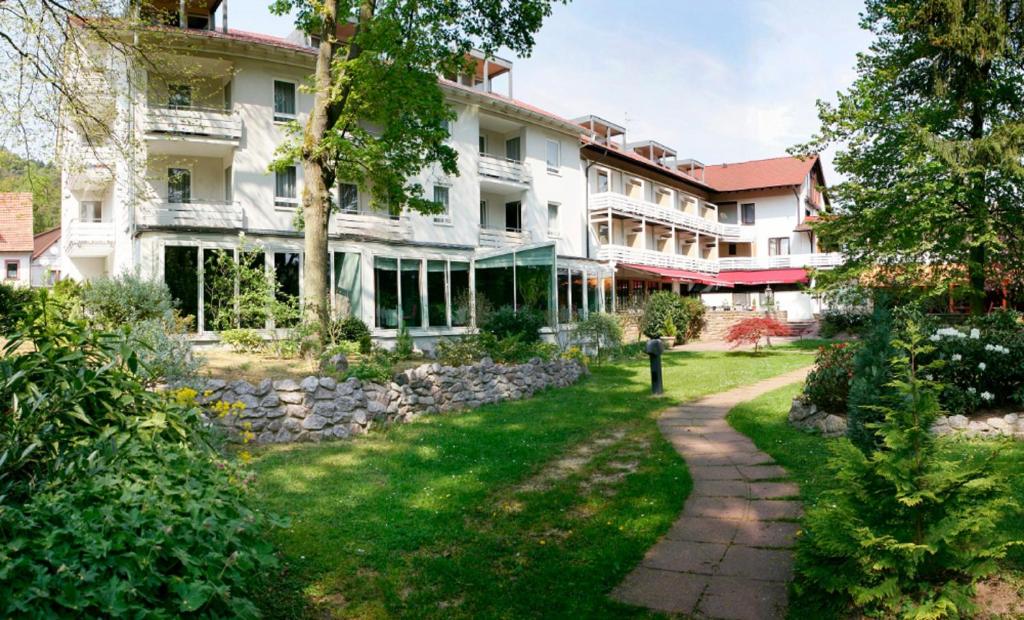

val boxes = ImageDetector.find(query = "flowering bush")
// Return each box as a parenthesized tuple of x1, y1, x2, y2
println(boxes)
(924, 323, 1024, 415)
(725, 316, 792, 353)
(802, 343, 859, 414)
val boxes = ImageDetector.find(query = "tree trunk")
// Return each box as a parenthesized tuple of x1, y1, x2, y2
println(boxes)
(966, 66, 990, 316)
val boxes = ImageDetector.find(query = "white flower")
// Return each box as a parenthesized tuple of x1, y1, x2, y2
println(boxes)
(952, 353, 963, 362)
(935, 327, 966, 339)
(970, 328, 981, 339)
(979, 362, 987, 371)
(924, 374, 934, 381)
(981, 391, 994, 402)
(985, 344, 1010, 354)
(968, 387, 977, 394)
(930, 334, 941, 342)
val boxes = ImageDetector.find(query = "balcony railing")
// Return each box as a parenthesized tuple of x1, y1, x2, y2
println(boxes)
(335, 212, 412, 241)
(145, 105, 242, 141)
(137, 201, 244, 229)
(65, 219, 116, 257)
(590, 192, 723, 237)
(65, 146, 115, 191)
(597, 244, 719, 274)
(479, 227, 530, 248)
(717, 253, 844, 271)
(478, 153, 531, 185)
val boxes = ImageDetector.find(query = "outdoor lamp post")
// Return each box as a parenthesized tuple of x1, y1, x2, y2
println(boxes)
(646, 337, 665, 395)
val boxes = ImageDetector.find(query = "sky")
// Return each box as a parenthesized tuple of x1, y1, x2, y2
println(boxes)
(237, 0, 873, 182)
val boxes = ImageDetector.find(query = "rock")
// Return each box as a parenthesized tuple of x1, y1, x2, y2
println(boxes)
(231, 380, 256, 395)
(273, 379, 301, 391)
(274, 429, 293, 443)
(313, 401, 337, 417)
(300, 376, 320, 393)
(285, 405, 306, 419)
(948, 415, 969, 430)
(319, 376, 338, 390)
(314, 387, 336, 400)
(205, 379, 227, 392)
(820, 414, 848, 438)
(282, 417, 301, 433)
(367, 400, 386, 416)
(301, 414, 328, 430)
(255, 378, 273, 396)
(280, 391, 304, 405)
(261, 394, 281, 408)
(237, 394, 261, 411)
(323, 354, 348, 373)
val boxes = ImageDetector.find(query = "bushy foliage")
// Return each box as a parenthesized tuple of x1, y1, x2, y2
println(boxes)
(923, 324, 1024, 416)
(802, 343, 858, 414)
(395, 323, 415, 358)
(641, 292, 705, 342)
(221, 328, 265, 353)
(335, 315, 372, 344)
(0, 298, 278, 617)
(480, 306, 545, 344)
(130, 317, 202, 384)
(0, 281, 35, 335)
(344, 346, 397, 383)
(572, 312, 623, 364)
(724, 316, 791, 353)
(80, 274, 174, 328)
(434, 331, 558, 367)
(436, 336, 483, 367)
(795, 326, 1021, 618)
(847, 304, 898, 451)
(819, 308, 872, 338)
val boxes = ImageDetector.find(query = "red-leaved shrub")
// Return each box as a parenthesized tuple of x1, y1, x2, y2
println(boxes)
(725, 316, 792, 352)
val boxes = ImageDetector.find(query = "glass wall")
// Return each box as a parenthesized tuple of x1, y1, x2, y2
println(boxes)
(332, 251, 361, 319)
(164, 245, 198, 332)
(400, 259, 422, 327)
(274, 252, 300, 327)
(514, 246, 554, 323)
(203, 248, 231, 331)
(602, 277, 614, 313)
(239, 250, 267, 329)
(450, 261, 470, 327)
(475, 252, 515, 313)
(587, 275, 600, 315)
(374, 257, 399, 329)
(557, 268, 570, 323)
(571, 272, 585, 322)
(427, 260, 447, 327)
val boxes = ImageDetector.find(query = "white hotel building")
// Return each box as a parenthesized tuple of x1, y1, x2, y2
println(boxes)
(59, 0, 841, 346)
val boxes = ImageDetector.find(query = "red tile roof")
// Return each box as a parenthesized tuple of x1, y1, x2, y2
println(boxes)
(717, 268, 810, 286)
(33, 226, 61, 259)
(580, 135, 717, 193)
(0, 193, 34, 253)
(702, 155, 819, 193)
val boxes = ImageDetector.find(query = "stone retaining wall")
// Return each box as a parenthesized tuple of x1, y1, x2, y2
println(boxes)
(702, 310, 789, 341)
(932, 413, 1024, 438)
(199, 357, 587, 444)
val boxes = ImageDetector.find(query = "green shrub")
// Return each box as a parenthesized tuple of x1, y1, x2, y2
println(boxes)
(480, 306, 545, 344)
(802, 343, 858, 414)
(923, 324, 1024, 416)
(345, 346, 396, 383)
(819, 308, 872, 338)
(641, 292, 705, 341)
(81, 274, 174, 328)
(130, 317, 202, 384)
(337, 315, 372, 343)
(221, 328, 265, 353)
(847, 304, 897, 451)
(436, 336, 485, 367)
(677, 296, 707, 342)
(0, 281, 35, 336)
(0, 298, 278, 616)
(795, 325, 1021, 618)
(395, 323, 414, 358)
(572, 312, 623, 364)
(561, 345, 588, 365)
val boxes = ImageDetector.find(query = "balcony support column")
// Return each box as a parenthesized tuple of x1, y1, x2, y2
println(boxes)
(179, 0, 186, 28)
(223, 0, 229, 33)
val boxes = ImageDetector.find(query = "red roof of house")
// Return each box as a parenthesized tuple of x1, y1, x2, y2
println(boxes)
(717, 268, 810, 286)
(702, 155, 819, 193)
(0, 193, 34, 253)
(33, 226, 61, 259)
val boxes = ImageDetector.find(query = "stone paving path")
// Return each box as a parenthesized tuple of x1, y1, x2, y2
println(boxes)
(613, 367, 812, 620)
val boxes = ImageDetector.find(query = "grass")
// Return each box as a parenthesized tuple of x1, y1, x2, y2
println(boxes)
(249, 349, 814, 619)
(727, 383, 1024, 619)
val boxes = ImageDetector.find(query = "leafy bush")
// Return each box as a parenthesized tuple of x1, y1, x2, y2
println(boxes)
(819, 308, 871, 338)
(802, 343, 858, 414)
(560, 346, 588, 365)
(81, 274, 174, 328)
(345, 346, 397, 383)
(480, 306, 545, 344)
(847, 304, 898, 451)
(335, 315, 372, 343)
(572, 312, 623, 364)
(724, 316, 791, 353)
(922, 324, 1024, 416)
(0, 281, 35, 335)
(641, 292, 705, 342)
(130, 317, 202, 384)
(677, 296, 707, 342)
(221, 328, 265, 353)
(795, 326, 1021, 618)
(0, 298, 278, 616)
(436, 335, 485, 367)
(395, 323, 414, 358)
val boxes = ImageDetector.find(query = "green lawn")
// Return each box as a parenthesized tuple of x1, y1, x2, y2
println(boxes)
(727, 383, 1024, 619)
(249, 349, 814, 619)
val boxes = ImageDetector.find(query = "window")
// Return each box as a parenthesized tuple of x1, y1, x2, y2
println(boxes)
(80, 200, 102, 222)
(479, 200, 488, 229)
(728, 243, 737, 256)
(546, 139, 560, 172)
(374, 257, 399, 329)
(168, 84, 192, 108)
(427, 260, 447, 327)
(5, 261, 19, 281)
(450, 262, 470, 326)
(479, 135, 487, 154)
(768, 237, 791, 256)
(339, 182, 358, 213)
(275, 166, 298, 208)
(400, 260, 422, 327)
(308, 35, 321, 49)
(596, 169, 609, 193)
(505, 200, 522, 232)
(741, 203, 755, 225)
(505, 137, 521, 162)
(224, 167, 233, 202)
(223, 81, 232, 111)
(168, 168, 191, 204)
(273, 80, 296, 121)
(332, 252, 361, 318)
(433, 186, 450, 223)
(547, 202, 559, 237)
(186, 13, 210, 29)
(274, 252, 301, 327)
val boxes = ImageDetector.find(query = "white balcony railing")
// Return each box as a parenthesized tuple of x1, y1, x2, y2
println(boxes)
(65, 146, 115, 191)
(137, 201, 244, 229)
(479, 227, 530, 248)
(65, 219, 116, 257)
(145, 106, 242, 141)
(590, 192, 723, 237)
(717, 253, 844, 271)
(597, 244, 720, 275)
(335, 211, 412, 241)
(478, 153, 531, 185)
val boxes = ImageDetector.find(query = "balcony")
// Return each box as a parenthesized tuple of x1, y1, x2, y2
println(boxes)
(719, 224, 756, 242)
(478, 153, 531, 188)
(144, 106, 242, 156)
(717, 253, 844, 271)
(590, 192, 722, 237)
(597, 244, 719, 274)
(66, 146, 115, 192)
(479, 227, 530, 248)
(137, 201, 244, 229)
(65, 220, 115, 258)
(335, 212, 412, 241)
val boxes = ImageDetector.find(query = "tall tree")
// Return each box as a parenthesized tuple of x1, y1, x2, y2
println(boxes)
(269, 0, 565, 334)
(799, 0, 1024, 314)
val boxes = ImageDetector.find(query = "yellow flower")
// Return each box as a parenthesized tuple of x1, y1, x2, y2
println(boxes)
(239, 450, 252, 464)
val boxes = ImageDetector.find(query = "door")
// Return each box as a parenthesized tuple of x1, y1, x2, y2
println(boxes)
(505, 201, 522, 232)
(168, 168, 191, 204)
(479, 200, 488, 229)
(505, 137, 521, 162)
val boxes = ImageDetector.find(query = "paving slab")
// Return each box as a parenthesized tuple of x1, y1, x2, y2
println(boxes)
(611, 366, 811, 618)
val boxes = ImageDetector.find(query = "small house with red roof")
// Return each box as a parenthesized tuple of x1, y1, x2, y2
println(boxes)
(0, 193, 34, 287)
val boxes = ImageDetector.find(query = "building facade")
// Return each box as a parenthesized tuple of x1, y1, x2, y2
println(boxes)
(58, 1, 839, 344)
(0, 193, 34, 288)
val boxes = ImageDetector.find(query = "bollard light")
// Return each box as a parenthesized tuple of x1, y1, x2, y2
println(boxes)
(646, 337, 665, 395)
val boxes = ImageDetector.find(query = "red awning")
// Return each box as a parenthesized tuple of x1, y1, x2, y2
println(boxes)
(717, 268, 809, 286)
(620, 264, 734, 288)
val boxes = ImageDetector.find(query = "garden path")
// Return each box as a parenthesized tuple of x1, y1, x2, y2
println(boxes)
(612, 367, 812, 620)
